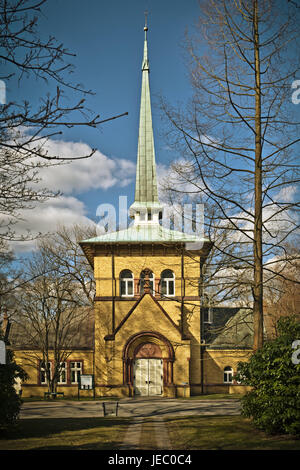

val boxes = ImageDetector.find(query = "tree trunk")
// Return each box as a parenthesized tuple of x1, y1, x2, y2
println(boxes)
(253, 0, 264, 351)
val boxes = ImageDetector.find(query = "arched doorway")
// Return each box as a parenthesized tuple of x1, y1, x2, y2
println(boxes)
(123, 332, 174, 397)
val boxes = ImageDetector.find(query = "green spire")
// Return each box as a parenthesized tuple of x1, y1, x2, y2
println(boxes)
(130, 18, 162, 224)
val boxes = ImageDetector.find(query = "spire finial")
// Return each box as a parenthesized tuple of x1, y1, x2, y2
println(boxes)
(142, 11, 149, 70)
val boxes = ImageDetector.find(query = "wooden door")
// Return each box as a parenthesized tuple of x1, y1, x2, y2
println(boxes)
(133, 359, 163, 396)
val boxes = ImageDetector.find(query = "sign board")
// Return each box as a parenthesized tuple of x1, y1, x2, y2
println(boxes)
(0, 340, 6, 364)
(79, 374, 94, 390)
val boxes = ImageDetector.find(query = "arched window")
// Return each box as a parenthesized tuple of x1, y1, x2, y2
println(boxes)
(223, 366, 233, 384)
(160, 269, 175, 297)
(139, 269, 155, 294)
(120, 270, 134, 297)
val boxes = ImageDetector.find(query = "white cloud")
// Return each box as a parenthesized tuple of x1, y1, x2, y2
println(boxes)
(4, 136, 137, 253)
(222, 185, 299, 246)
(34, 139, 136, 194)
(10, 196, 96, 253)
(157, 160, 204, 205)
(272, 185, 298, 204)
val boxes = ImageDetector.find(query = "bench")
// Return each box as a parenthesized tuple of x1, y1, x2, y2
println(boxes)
(44, 392, 64, 399)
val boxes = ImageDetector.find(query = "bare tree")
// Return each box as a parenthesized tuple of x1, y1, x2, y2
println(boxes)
(7, 224, 124, 392)
(0, 0, 127, 245)
(161, 0, 300, 350)
(264, 243, 300, 338)
(11, 237, 94, 394)
(38, 224, 96, 306)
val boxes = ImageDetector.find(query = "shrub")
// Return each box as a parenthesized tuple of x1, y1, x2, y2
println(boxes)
(0, 345, 28, 430)
(236, 316, 300, 436)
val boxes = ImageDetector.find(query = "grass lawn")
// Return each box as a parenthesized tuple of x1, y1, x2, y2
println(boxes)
(1, 406, 299, 450)
(165, 415, 300, 450)
(0, 417, 130, 450)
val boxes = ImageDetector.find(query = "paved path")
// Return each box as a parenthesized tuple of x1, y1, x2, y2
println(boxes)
(20, 397, 241, 420)
(20, 398, 241, 450)
(120, 415, 172, 450)
(121, 417, 144, 449)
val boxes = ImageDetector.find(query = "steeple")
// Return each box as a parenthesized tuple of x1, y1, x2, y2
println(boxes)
(129, 16, 163, 225)
(80, 18, 212, 254)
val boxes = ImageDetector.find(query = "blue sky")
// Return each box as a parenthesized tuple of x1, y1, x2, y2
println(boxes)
(6, 0, 299, 254)
(7, 0, 202, 251)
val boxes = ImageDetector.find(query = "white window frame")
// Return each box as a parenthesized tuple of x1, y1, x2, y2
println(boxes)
(40, 361, 52, 385)
(160, 270, 175, 297)
(120, 270, 134, 297)
(70, 361, 82, 384)
(57, 362, 67, 384)
(223, 366, 233, 384)
(204, 306, 213, 324)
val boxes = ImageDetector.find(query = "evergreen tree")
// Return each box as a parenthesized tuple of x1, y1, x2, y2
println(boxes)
(236, 316, 300, 435)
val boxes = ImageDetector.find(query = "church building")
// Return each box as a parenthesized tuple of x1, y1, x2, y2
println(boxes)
(79, 22, 250, 398)
(5, 22, 254, 399)
(79, 22, 213, 398)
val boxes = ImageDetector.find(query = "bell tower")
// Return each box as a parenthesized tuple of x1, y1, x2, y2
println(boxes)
(80, 18, 212, 398)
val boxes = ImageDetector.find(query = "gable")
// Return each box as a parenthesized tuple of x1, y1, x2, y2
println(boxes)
(104, 293, 182, 342)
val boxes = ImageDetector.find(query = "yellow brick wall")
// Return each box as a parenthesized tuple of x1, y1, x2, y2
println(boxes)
(203, 349, 252, 394)
(94, 253, 201, 298)
(14, 350, 94, 398)
(100, 294, 192, 397)
(12, 245, 253, 398)
(92, 249, 203, 397)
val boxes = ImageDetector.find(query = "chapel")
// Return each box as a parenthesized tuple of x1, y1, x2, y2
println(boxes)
(4, 21, 253, 398)
(80, 21, 228, 398)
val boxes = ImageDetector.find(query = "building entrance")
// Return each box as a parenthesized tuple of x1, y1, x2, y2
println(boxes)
(133, 358, 163, 396)
(123, 334, 175, 397)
